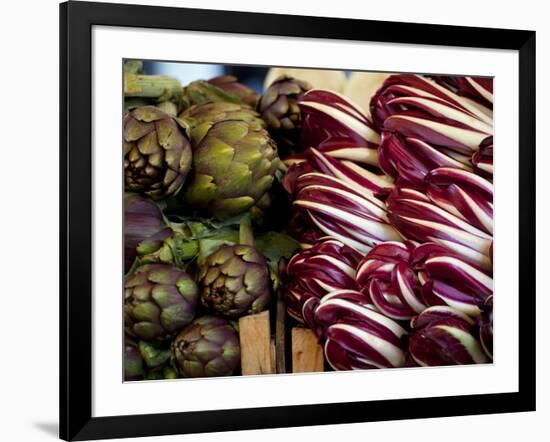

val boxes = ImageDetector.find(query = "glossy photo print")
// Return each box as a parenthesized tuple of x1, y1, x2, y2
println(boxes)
(123, 60, 493, 381)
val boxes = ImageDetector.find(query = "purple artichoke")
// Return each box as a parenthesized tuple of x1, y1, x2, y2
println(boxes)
(258, 75, 311, 152)
(172, 315, 241, 377)
(125, 264, 199, 341)
(124, 193, 172, 273)
(198, 244, 272, 319)
(124, 338, 145, 381)
(124, 106, 192, 199)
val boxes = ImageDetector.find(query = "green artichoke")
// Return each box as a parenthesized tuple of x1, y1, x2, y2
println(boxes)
(181, 75, 258, 110)
(258, 75, 311, 151)
(172, 315, 241, 377)
(198, 243, 272, 318)
(125, 263, 199, 341)
(124, 106, 192, 200)
(124, 338, 145, 381)
(180, 102, 280, 220)
(180, 101, 261, 130)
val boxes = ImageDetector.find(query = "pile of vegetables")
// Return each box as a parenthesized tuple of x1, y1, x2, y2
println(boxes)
(124, 60, 493, 380)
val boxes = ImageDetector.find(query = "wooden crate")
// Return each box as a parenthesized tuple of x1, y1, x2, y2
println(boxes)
(238, 295, 324, 375)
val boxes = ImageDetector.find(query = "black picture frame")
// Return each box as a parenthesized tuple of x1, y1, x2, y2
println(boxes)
(60, 1, 536, 440)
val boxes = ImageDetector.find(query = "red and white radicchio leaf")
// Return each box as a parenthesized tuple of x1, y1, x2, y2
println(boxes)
(356, 241, 427, 320)
(472, 136, 493, 179)
(412, 242, 493, 317)
(432, 75, 493, 109)
(314, 290, 407, 369)
(294, 150, 400, 254)
(387, 185, 492, 271)
(409, 306, 488, 366)
(370, 74, 493, 178)
(298, 89, 381, 166)
(283, 238, 361, 322)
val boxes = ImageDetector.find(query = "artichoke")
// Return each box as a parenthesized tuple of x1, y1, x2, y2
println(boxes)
(181, 75, 258, 110)
(124, 193, 205, 271)
(125, 338, 180, 381)
(124, 193, 173, 273)
(180, 102, 280, 220)
(138, 340, 179, 380)
(258, 75, 311, 152)
(180, 101, 260, 127)
(124, 106, 192, 199)
(172, 315, 241, 377)
(124, 338, 145, 381)
(125, 263, 199, 341)
(198, 244, 271, 318)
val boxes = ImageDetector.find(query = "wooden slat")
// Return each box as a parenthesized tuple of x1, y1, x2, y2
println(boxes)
(239, 311, 273, 375)
(291, 327, 324, 373)
(270, 339, 276, 374)
(275, 291, 287, 374)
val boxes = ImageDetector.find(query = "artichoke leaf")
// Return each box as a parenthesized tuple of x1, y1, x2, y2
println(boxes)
(138, 340, 172, 369)
(254, 231, 300, 267)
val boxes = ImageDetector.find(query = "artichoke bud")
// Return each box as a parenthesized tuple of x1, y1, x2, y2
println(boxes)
(198, 244, 272, 318)
(258, 75, 311, 153)
(124, 338, 145, 381)
(125, 264, 199, 341)
(180, 102, 280, 220)
(172, 315, 241, 377)
(124, 106, 192, 200)
(125, 193, 173, 273)
(198, 217, 272, 318)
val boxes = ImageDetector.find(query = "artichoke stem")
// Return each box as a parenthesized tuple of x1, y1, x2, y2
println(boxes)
(239, 215, 254, 246)
(124, 73, 183, 103)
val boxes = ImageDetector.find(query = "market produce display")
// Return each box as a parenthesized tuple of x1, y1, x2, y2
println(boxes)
(123, 60, 494, 381)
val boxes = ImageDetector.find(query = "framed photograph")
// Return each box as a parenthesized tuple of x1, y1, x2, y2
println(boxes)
(60, 1, 536, 440)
